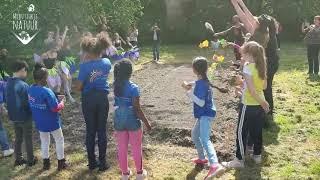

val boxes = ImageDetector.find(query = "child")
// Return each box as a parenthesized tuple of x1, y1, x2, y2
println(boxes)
(0, 80, 14, 157)
(28, 63, 68, 171)
(113, 60, 151, 180)
(6, 61, 37, 166)
(113, 32, 126, 51)
(214, 15, 247, 62)
(182, 57, 225, 179)
(76, 31, 112, 171)
(222, 41, 269, 168)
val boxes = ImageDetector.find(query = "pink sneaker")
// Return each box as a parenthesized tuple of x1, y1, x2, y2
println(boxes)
(204, 163, 225, 179)
(192, 158, 208, 165)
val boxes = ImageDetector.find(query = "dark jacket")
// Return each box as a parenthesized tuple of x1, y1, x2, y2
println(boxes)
(5, 77, 32, 122)
(0, 81, 7, 104)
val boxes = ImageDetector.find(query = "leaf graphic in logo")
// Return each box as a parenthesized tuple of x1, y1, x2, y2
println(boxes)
(19, 31, 30, 40)
(12, 30, 40, 45)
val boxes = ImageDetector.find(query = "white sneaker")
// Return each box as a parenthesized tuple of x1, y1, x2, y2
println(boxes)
(221, 158, 244, 169)
(250, 154, 262, 164)
(136, 169, 147, 180)
(246, 145, 253, 156)
(3, 149, 14, 157)
(121, 170, 132, 180)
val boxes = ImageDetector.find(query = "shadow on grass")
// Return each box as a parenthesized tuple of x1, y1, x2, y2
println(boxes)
(186, 164, 204, 180)
(233, 152, 271, 180)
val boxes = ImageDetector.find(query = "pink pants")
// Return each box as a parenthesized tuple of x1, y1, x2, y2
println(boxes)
(115, 129, 143, 174)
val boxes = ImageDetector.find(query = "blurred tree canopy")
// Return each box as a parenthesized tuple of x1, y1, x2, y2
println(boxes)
(0, 0, 319, 51)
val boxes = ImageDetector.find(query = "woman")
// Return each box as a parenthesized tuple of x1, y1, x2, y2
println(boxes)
(303, 16, 320, 76)
(231, 0, 279, 120)
(76, 32, 112, 171)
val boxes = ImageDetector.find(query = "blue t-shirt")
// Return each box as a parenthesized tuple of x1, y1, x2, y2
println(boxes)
(78, 58, 111, 95)
(0, 81, 7, 104)
(28, 85, 61, 132)
(114, 81, 141, 131)
(193, 79, 216, 119)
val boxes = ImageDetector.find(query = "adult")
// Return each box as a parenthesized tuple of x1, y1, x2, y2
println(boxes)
(231, 0, 279, 120)
(151, 22, 161, 61)
(127, 24, 139, 47)
(76, 32, 112, 171)
(303, 16, 320, 76)
(275, 20, 282, 50)
(214, 15, 247, 62)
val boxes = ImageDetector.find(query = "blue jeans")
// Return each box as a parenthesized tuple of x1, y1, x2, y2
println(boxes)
(152, 41, 160, 60)
(191, 116, 218, 165)
(0, 116, 10, 151)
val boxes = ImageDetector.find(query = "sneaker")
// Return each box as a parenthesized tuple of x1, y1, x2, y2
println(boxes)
(246, 145, 253, 156)
(27, 157, 38, 167)
(136, 169, 147, 180)
(3, 149, 14, 157)
(98, 163, 110, 172)
(57, 158, 68, 171)
(250, 154, 262, 164)
(192, 158, 208, 165)
(221, 158, 244, 169)
(121, 170, 132, 180)
(204, 163, 225, 179)
(43, 158, 51, 170)
(14, 159, 27, 166)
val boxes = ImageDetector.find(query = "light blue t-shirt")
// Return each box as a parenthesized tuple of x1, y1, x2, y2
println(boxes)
(78, 58, 111, 95)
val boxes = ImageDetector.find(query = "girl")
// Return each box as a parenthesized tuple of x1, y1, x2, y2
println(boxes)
(28, 63, 68, 171)
(222, 41, 269, 168)
(76, 31, 112, 171)
(113, 60, 151, 180)
(182, 57, 225, 179)
(231, 0, 279, 120)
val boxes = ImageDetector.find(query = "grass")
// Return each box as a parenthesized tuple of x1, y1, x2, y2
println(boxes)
(0, 43, 320, 179)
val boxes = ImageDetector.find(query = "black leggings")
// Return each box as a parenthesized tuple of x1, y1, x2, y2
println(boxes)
(307, 44, 320, 74)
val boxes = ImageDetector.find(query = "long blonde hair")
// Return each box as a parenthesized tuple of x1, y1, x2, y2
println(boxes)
(242, 41, 267, 80)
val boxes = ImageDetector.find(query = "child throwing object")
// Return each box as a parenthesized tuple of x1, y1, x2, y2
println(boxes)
(182, 57, 225, 179)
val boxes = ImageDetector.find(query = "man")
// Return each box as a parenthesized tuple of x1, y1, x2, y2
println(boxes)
(151, 22, 161, 61)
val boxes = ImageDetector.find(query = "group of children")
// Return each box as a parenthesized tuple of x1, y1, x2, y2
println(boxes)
(0, 3, 277, 179)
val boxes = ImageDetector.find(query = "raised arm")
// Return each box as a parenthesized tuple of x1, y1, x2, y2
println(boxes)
(214, 27, 233, 37)
(91, 16, 98, 25)
(61, 26, 69, 46)
(55, 25, 60, 43)
(230, 0, 255, 34)
(237, 0, 258, 29)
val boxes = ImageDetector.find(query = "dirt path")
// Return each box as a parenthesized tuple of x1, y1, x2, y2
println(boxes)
(61, 61, 239, 161)
(132, 62, 239, 160)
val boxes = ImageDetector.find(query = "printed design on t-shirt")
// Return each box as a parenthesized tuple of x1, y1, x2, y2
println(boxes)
(89, 70, 103, 83)
(28, 95, 47, 110)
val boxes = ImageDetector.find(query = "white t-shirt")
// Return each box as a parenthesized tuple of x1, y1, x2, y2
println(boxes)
(153, 30, 158, 41)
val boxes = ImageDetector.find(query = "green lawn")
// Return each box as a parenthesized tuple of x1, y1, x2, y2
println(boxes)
(0, 43, 319, 179)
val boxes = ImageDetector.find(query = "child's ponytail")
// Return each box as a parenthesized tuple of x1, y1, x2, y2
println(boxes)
(192, 57, 214, 87)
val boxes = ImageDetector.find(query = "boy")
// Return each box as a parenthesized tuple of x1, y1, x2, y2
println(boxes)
(6, 61, 37, 166)
(0, 80, 14, 157)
